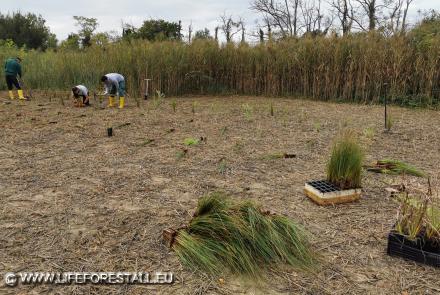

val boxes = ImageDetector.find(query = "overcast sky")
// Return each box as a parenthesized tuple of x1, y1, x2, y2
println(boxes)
(2, 0, 440, 41)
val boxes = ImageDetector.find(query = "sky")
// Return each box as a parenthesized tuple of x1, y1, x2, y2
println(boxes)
(2, 0, 440, 41)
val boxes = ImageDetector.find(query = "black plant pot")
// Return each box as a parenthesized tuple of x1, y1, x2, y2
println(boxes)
(387, 231, 440, 268)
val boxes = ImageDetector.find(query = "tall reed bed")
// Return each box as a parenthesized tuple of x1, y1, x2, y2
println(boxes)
(1, 33, 439, 106)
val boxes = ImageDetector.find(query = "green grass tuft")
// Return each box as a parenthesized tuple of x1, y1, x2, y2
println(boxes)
(327, 132, 364, 189)
(184, 138, 200, 146)
(172, 193, 317, 279)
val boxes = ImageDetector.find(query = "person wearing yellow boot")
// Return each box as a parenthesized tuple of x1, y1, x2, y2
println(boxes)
(4, 57, 26, 100)
(100, 73, 126, 109)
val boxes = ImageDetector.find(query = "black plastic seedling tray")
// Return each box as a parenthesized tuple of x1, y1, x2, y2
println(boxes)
(387, 231, 440, 268)
(307, 180, 340, 193)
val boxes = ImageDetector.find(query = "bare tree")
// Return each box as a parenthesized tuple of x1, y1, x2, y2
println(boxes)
(330, 0, 354, 35)
(220, 13, 241, 42)
(251, 0, 301, 37)
(400, 0, 414, 33)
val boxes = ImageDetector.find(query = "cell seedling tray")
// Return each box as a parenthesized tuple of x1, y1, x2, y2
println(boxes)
(387, 231, 440, 268)
(304, 180, 361, 206)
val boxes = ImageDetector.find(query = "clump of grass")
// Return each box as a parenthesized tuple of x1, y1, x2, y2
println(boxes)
(327, 132, 364, 189)
(184, 138, 200, 146)
(363, 127, 375, 140)
(313, 122, 322, 132)
(241, 103, 253, 121)
(217, 159, 228, 174)
(171, 99, 177, 112)
(220, 126, 228, 136)
(170, 193, 316, 279)
(366, 159, 425, 177)
(191, 101, 198, 114)
(152, 90, 165, 110)
(386, 115, 393, 132)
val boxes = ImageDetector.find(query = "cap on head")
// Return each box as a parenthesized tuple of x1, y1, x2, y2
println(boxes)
(101, 75, 108, 82)
(72, 86, 78, 92)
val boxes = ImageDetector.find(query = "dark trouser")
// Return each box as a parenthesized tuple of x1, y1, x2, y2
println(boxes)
(6, 75, 21, 90)
(73, 93, 90, 106)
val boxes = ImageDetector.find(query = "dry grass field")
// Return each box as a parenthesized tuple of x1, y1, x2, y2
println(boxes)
(1, 94, 440, 294)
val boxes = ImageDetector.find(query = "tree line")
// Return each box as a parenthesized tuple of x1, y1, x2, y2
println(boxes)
(0, 2, 439, 50)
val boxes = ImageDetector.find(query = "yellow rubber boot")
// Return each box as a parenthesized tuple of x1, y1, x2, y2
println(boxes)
(119, 96, 125, 109)
(18, 90, 25, 100)
(108, 96, 115, 107)
(8, 91, 15, 100)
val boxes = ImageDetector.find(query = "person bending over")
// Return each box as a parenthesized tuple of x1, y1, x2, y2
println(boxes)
(101, 73, 125, 109)
(71, 85, 90, 107)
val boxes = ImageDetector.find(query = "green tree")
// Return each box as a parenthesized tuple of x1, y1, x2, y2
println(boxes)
(410, 10, 440, 48)
(73, 16, 98, 47)
(0, 12, 52, 49)
(47, 33, 58, 49)
(194, 28, 212, 40)
(60, 33, 80, 50)
(137, 19, 182, 41)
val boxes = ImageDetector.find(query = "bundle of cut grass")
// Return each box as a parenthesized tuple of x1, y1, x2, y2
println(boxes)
(366, 159, 425, 178)
(327, 133, 364, 189)
(165, 193, 316, 278)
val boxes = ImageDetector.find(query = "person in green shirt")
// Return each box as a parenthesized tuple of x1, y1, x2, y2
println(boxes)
(4, 57, 25, 100)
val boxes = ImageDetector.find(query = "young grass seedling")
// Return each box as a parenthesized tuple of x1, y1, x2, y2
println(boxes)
(363, 127, 375, 140)
(171, 99, 177, 113)
(386, 116, 393, 132)
(184, 138, 200, 146)
(241, 103, 253, 121)
(218, 159, 228, 174)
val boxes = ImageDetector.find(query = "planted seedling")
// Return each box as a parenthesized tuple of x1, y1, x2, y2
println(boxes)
(218, 158, 228, 174)
(220, 126, 228, 136)
(184, 138, 200, 146)
(242, 103, 253, 121)
(313, 122, 322, 133)
(152, 90, 165, 110)
(191, 101, 198, 114)
(363, 127, 375, 140)
(269, 102, 274, 117)
(171, 99, 177, 113)
(386, 116, 393, 132)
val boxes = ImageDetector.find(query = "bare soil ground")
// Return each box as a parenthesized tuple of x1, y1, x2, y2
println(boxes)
(1, 94, 440, 295)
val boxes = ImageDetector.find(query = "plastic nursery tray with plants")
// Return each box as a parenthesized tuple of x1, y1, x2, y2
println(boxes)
(163, 193, 317, 279)
(387, 182, 440, 267)
(305, 132, 363, 206)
